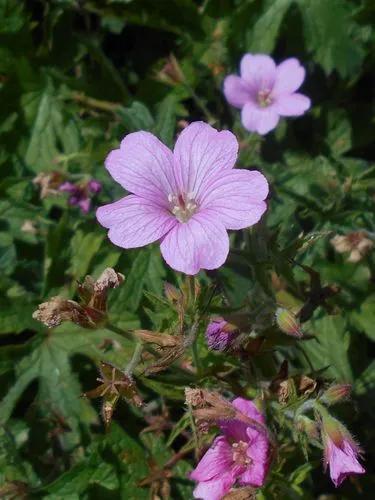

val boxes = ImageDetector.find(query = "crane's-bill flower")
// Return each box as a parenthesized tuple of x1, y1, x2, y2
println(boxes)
(321, 414, 365, 487)
(190, 397, 270, 499)
(97, 122, 268, 275)
(224, 54, 311, 135)
(206, 318, 239, 351)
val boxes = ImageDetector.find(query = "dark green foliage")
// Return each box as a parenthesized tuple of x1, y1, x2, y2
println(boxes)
(0, 0, 374, 498)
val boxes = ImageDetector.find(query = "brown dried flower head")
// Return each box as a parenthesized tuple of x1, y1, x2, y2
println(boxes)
(33, 268, 124, 329)
(331, 231, 373, 263)
(33, 171, 64, 198)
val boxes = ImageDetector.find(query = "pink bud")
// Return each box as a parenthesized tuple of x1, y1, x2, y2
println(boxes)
(321, 384, 351, 406)
(275, 308, 303, 338)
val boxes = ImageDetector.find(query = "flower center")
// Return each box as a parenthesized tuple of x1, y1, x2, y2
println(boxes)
(168, 192, 198, 223)
(257, 89, 272, 108)
(232, 441, 252, 467)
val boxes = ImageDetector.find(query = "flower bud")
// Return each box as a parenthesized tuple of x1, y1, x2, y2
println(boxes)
(321, 384, 351, 406)
(205, 318, 239, 351)
(275, 307, 303, 338)
(296, 415, 319, 439)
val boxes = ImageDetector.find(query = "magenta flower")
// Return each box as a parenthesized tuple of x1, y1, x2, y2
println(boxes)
(206, 318, 238, 351)
(322, 416, 365, 487)
(190, 397, 270, 499)
(59, 179, 102, 214)
(224, 54, 311, 135)
(96, 122, 268, 275)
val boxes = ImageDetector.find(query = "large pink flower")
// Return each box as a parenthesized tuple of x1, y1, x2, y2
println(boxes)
(224, 54, 311, 135)
(97, 122, 268, 275)
(190, 398, 270, 500)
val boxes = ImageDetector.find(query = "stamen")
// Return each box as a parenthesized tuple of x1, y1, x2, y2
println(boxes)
(257, 88, 272, 107)
(232, 441, 252, 467)
(168, 192, 198, 223)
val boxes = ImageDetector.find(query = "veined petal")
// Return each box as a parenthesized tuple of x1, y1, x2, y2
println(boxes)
(273, 58, 306, 95)
(173, 121, 238, 197)
(233, 397, 266, 424)
(198, 169, 268, 229)
(220, 397, 267, 443)
(273, 93, 311, 117)
(240, 54, 276, 93)
(160, 210, 229, 275)
(328, 440, 365, 487)
(190, 437, 233, 482)
(224, 75, 251, 109)
(105, 131, 176, 207)
(241, 102, 279, 135)
(193, 472, 236, 500)
(240, 431, 269, 487)
(96, 195, 176, 248)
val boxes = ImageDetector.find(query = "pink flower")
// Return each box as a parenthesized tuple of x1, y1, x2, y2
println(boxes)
(96, 122, 268, 275)
(224, 54, 311, 135)
(190, 398, 270, 499)
(322, 416, 365, 487)
(59, 179, 102, 214)
(206, 319, 238, 351)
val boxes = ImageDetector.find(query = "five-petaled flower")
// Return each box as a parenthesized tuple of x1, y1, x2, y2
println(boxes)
(190, 397, 270, 499)
(224, 54, 311, 135)
(96, 122, 268, 275)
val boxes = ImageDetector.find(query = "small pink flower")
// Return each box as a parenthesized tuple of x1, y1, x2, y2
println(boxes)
(224, 54, 311, 135)
(322, 415, 365, 487)
(59, 179, 102, 214)
(96, 122, 268, 275)
(190, 398, 270, 499)
(206, 319, 238, 351)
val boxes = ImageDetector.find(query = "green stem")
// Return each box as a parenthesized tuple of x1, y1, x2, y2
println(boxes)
(125, 341, 144, 376)
(188, 275, 196, 308)
(183, 83, 216, 125)
(106, 323, 133, 341)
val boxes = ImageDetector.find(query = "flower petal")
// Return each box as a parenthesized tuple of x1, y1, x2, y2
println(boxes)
(273, 93, 311, 117)
(198, 169, 268, 229)
(223, 75, 251, 109)
(233, 398, 266, 424)
(190, 436, 233, 482)
(160, 210, 229, 275)
(192, 472, 236, 500)
(241, 102, 279, 135)
(273, 58, 306, 95)
(240, 54, 276, 93)
(105, 131, 176, 207)
(328, 440, 365, 487)
(240, 431, 269, 487)
(173, 121, 238, 197)
(96, 195, 176, 248)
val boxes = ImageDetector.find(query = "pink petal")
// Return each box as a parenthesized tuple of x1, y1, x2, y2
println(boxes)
(198, 169, 268, 230)
(193, 472, 236, 500)
(240, 54, 276, 93)
(105, 131, 176, 207)
(328, 440, 365, 487)
(160, 210, 229, 275)
(241, 102, 279, 135)
(273, 93, 311, 117)
(190, 436, 233, 482)
(220, 398, 266, 443)
(240, 431, 269, 487)
(96, 195, 176, 248)
(232, 398, 265, 424)
(223, 75, 251, 109)
(273, 58, 306, 95)
(173, 121, 238, 197)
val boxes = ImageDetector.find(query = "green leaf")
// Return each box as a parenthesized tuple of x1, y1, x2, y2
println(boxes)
(0, 325, 133, 443)
(153, 94, 178, 146)
(350, 295, 375, 341)
(302, 316, 353, 382)
(247, 0, 292, 53)
(298, 0, 365, 77)
(118, 102, 155, 132)
(68, 229, 105, 281)
(166, 412, 190, 446)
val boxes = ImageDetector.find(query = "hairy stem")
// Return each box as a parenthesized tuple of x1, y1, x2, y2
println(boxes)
(125, 341, 144, 376)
